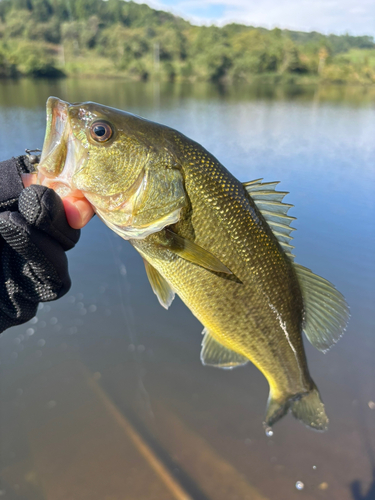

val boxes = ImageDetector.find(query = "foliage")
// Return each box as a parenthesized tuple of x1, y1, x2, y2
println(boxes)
(1, 38, 64, 76)
(0, 0, 373, 83)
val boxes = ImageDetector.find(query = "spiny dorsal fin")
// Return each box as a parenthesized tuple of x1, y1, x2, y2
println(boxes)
(294, 264, 350, 353)
(243, 179, 295, 260)
(201, 328, 249, 369)
(164, 229, 233, 275)
(143, 259, 175, 309)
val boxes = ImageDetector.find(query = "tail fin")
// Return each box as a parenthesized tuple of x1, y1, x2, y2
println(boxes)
(291, 382, 329, 431)
(264, 382, 329, 432)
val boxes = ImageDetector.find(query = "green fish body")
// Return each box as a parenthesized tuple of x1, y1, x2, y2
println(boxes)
(37, 97, 349, 431)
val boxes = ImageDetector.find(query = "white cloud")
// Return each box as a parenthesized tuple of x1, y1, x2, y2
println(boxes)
(137, 0, 375, 37)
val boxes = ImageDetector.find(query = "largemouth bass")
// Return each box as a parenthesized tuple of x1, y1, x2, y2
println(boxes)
(37, 97, 349, 432)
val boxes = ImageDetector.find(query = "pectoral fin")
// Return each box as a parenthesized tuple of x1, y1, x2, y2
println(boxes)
(143, 259, 175, 309)
(201, 328, 249, 369)
(164, 229, 233, 275)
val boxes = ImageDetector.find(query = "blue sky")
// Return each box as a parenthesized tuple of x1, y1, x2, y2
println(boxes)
(135, 0, 375, 37)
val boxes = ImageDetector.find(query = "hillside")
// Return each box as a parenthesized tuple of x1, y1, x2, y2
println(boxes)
(0, 0, 374, 84)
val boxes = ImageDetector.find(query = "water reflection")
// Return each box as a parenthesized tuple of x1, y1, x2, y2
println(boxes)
(1, 79, 375, 111)
(0, 79, 374, 500)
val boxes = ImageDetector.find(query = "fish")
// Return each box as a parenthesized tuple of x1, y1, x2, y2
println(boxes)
(37, 96, 350, 432)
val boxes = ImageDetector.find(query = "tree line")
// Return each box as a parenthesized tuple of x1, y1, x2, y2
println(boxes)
(0, 0, 374, 84)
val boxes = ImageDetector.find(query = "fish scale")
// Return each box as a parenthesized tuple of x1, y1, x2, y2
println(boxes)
(37, 97, 349, 431)
(132, 137, 310, 402)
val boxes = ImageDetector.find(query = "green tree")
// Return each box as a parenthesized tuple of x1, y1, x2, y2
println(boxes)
(0, 0, 373, 83)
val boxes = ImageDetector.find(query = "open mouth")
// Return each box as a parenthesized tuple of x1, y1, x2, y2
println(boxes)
(37, 97, 87, 198)
(39, 97, 69, 177)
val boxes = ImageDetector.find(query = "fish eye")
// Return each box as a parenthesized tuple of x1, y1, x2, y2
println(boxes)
(89, 121, 113, 142)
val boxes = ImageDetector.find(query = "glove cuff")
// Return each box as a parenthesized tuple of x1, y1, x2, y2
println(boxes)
(0, 156, 33, 212)
(0, 157, 24, 211)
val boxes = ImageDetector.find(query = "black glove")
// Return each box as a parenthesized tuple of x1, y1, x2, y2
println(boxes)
(0, 156, 80, 333)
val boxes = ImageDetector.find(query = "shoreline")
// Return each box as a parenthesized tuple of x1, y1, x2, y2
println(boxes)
(1, 73, 375, 87)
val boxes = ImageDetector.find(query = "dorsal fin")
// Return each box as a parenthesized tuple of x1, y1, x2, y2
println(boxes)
(294, 264, 350, 352)
(201, 328, 249, 369)
(243, 179, 295, 260)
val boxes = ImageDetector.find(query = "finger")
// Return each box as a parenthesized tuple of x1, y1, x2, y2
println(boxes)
(0, 210, 70, 299)
(62, 196, 94, 229)
(21, 173, 38, 188)
(19, 186, 80, 250)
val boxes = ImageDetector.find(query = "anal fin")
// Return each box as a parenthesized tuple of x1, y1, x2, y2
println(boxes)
(201, 328, 249, 369)
(143, 259, 175, 309)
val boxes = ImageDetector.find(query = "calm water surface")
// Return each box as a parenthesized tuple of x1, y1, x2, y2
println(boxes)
(0, 79, 374, 500)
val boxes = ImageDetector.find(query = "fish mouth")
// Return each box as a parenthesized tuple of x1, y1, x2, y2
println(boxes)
(39, 97, 69, 176)
(38, 97, 87, 198)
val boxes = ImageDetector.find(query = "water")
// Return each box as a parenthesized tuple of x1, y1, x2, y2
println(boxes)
(0, 79, 374, 500)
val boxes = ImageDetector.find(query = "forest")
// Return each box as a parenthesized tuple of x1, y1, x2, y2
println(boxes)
(0, 0, 374, 84)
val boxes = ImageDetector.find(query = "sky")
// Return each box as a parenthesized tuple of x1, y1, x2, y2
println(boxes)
(135, 0, 375, 38)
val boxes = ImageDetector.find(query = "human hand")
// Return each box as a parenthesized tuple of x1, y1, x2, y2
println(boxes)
(0, 156, 82, 332)
(22, 173, 95, 229)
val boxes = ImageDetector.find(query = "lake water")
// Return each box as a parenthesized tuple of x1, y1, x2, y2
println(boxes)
(0, 79, 374, 500)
